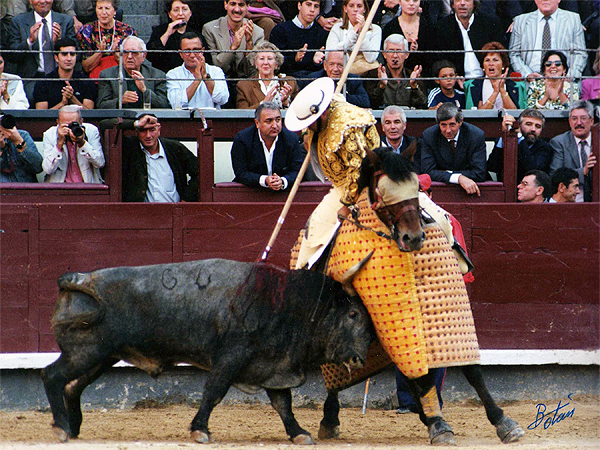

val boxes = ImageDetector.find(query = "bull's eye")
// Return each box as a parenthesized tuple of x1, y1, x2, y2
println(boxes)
(349, 310, 357, 319)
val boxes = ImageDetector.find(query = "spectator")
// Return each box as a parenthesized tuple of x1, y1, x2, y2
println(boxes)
(527, 51, 579, 109)
(421, 103, 487, 195)
(303, 51, 370, 108)
(77, 0, 136, 79)
(581, 47, 599, 101)
(373, 0, 401, 28)
(6, 0, 77, 104)
(509, 0, 587, 81)
(42, 105, 104, 183)
(236, 42, 298, 109)
(433, 0, 506, 80)
(101, 114, 199, 202)
(202, 0, 265, 80)
(326, 0, 382, 76)
(548, 167, 580, 202)
(517, 169, 551, 203)
(97, 36, 169, 109)
(231, 102, 304, 190)
(0, 52, 30, 110)
(427, 0, 522, 29)
(367, 34, 426, 110)
(34, 37, 96, 109)
(382, 0, 434, 74)
(487, 108, 553, 182)
(244, 0, 286, 40)
(269, 0, 328, 76)
(8, 0, 83, 32)
(380, 105, 421, 172)
(549, 100, 596, 202)
(428, 60, 466, 110)
(147, 0, 198, 74)
(464, 41, 526, 110)
(166, 32, 229, 109)
(0, 115, 42, 182)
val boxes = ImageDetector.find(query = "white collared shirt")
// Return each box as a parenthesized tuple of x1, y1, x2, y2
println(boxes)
(143, 141, 180, 203)
(29, 11, 53, 73)
(384, 135, 404, 153)
(532, 9, 559, 74)
(446, 129, 462, 184)
(455, 14, 483, 79)
(257, 131, 287, 189)
(574, 134, 592, 202)
(292, 15, 313, 29)
(166, 63, 229, 109)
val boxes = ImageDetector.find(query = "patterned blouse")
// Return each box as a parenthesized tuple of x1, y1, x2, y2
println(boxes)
(527, 79, 580, 110)
(77, 20, 137, 60)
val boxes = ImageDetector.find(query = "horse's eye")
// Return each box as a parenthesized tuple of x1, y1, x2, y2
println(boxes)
(349, 310, 357, 319)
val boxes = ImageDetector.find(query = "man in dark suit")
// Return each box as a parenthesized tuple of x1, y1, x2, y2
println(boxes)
(380, 105, 420, 173)
(231, 102, 304, 190)
(421, 103, 487, 196)
(433, 0, 506, 79)
(301, 51, 370, 108)
(6, 0, 77, 104)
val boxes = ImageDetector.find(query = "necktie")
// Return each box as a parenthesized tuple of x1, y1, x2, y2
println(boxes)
(449, 139, 456, 153)
(41, 18, 56, 74)
(580, 141, 588, 167)
(542, 16, 551, 51)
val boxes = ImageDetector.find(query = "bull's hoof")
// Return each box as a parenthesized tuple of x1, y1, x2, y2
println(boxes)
(291, 433, 315, 445)
(318, 423, 340, 440)
(496, 416, 526, 443)
(191, 430, 211, 443)
(52, 425, 69, 443)
(429, 420, 457, 446)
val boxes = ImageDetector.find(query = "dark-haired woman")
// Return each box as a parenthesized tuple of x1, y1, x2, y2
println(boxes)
(527, 51, 580, 109)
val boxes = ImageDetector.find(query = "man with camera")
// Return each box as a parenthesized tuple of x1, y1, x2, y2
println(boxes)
(0, 114, 43, 183)
(42, 105, 104, 183)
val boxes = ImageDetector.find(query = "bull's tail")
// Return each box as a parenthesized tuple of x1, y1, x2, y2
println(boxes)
(52, 272, 105, 331)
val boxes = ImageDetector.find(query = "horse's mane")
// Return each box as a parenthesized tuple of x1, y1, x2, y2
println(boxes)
(358, 147, 415, 198)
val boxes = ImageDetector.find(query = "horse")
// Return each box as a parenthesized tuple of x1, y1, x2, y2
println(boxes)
(296, 147, 525, 446)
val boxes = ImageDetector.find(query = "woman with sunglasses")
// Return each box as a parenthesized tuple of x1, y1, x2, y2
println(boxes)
(527, 51, 579, 109)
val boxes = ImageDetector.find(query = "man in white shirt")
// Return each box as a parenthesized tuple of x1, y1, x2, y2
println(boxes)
(549, 100, 596, 202)
(166, 32, 229, 109)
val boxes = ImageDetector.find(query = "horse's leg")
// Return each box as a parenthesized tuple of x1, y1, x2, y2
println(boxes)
(462, 365, 525, 443)
(318, 390, 340, 439)
(407, 372, 457, 446)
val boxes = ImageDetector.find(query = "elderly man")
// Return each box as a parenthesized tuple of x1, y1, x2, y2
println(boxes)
(97, 36, 169, 109)
(42, 105, 104, 183)
(548, 167, 580, 203)
(166, 32, 229, 109)
(433, 0, 506, 78)
(487, 108, 553, 182)
(517, 170, 551, 203)
(303, 51, 370, 108)
(6, 0, 77, 103)
(421, 103, 487, 195)
(549, 100, 596, 202)
(231, 102, 304, 191)
(368, 34, 426, 110)
(509, 0, 587, 80)
(379, 105, 421, 172)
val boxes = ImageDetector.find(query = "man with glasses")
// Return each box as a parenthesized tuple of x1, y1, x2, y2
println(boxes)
(166, 32, 229, 109)
(33, 37, 96, 109)
(549, 100, 596, 202)
(97, 36, 169, 109)
(517, 169, 551, 203)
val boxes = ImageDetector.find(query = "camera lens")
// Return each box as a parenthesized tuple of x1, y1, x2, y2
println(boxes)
(68, 122, 85, 138)
(0, 114, 17, 129)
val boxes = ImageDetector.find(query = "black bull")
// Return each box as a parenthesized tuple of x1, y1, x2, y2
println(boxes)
(42, 258, 374, 444)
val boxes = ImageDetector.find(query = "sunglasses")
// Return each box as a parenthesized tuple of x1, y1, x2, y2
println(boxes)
(544, 60, 563, 67)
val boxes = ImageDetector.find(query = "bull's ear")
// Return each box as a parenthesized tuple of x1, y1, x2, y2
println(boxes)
(340, 251, 374, 296)
(400, 139, 418, 162)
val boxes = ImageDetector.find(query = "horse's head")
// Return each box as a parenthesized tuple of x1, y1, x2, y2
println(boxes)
(359, 147, 425, 252)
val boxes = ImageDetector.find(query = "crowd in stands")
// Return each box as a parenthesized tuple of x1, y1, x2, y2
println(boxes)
(0, 0, 598, 202)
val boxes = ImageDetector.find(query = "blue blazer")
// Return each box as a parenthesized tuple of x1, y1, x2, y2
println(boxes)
(231, 126, 305, 189)
(421, 122, 487, 183)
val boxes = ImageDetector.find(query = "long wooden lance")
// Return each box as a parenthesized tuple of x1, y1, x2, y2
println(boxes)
(259, 0, 383, 262)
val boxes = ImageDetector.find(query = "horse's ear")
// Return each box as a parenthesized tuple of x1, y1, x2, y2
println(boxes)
(365, 147, 378, 166)
(400, 139, 418, 162)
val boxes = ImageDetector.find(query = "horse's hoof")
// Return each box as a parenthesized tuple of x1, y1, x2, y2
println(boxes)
(291, 433, 315, 445)
(318, 423, 340, 440)
(191, 430, 211, 443)
(52, 425, 69, 443)
(496, 416, 526, 443)
(429, 420, 457, 446)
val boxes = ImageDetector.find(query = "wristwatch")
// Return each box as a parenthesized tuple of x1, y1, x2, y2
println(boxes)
(204, 74, 211, 81)
(15, 141, 26, 150)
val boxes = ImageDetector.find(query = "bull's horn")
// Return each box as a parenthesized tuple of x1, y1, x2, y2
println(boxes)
(341, 251, 374, 296)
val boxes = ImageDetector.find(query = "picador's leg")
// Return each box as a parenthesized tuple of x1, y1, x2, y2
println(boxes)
(408, 372, 457, 446)
(462, 365, 525, 443)
(319, 390, 340, 439)
(266, 388, 313, 444)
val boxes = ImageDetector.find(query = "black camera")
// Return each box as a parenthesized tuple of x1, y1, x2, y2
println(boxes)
(68, 121, 85, 138)
(0, 114, 17, 129)
(173, 20, 187, 29)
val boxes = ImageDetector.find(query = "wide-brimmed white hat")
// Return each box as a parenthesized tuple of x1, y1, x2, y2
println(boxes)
(285, 77, 335, 132)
